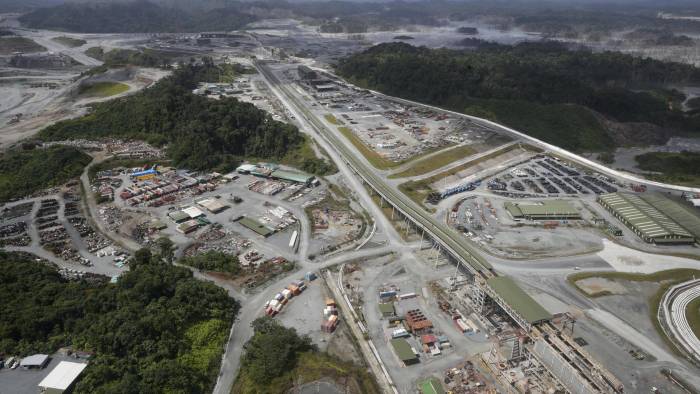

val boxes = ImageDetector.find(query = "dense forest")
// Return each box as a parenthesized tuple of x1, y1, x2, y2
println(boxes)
(0, 146, 91, 203)
(19, 1, 257, 33)
(234, 317, 379, 394)
(337, 42, 700, 152)
(39, 59, 323, 172)
(0, 250, 237, 393)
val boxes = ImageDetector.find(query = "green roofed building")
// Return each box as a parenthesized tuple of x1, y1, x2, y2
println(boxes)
(485, 277, 552, 329)
(378, 302, 395, 318)
(504, 200, 580, 220)
(598, 193, 695, 244)
(640, 193, 700, 242)
(390, 338, 418, 365)
(418, 377, 445, 394)
(270, 169, 315, 185)
(237, 217, 273, 237)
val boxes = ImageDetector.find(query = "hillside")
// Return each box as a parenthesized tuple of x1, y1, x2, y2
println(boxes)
(336, 42, 700, 152)
(0, 251, 237, 393)
(38, 59, 331, 174)
(0, 146, 91, 203)
(18, 1, 257, 33)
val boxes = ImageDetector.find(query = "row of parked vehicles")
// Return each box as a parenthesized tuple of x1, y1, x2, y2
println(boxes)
(0, 357, 19, 370)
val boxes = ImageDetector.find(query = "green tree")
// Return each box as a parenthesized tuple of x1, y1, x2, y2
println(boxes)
(157, 237, 175, 263)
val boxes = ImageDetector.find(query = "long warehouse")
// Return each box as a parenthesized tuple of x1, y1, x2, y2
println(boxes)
(598, 193, 695, 244)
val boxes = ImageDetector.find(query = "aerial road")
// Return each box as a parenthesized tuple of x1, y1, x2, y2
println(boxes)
(256, 61, 493, 277)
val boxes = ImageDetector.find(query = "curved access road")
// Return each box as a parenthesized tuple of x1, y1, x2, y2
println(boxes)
(659, 279, 700, 363)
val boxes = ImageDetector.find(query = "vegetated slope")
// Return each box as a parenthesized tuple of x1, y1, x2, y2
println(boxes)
(336, 42, 700, 152)
(38, 59, 330, 173)
(0, 36, 46, 55)
(19, 0, 257, 33)
(0, 146, 91, 203)
(233, 317, 379, 394)
(635, 151, 700, 186)
(0, 250, 238, 393)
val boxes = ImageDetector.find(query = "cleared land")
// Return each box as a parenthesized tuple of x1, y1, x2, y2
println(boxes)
(337, 126, 398, 170)
(0, 36, 46, 55)
(388, 144, 476, 178)
(397, 144, 524, 205)
(569, 269, 700, 354)
(78, 82, 130, 97)
(51, 36, 87, 47)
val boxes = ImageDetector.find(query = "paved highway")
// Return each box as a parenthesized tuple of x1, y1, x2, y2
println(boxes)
(256, 61, 492, 277)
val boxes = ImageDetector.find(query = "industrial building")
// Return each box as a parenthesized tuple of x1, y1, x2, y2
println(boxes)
(177, 219, 200, 234)
(197, 198, 229, 214)
(236, 163, 315, 185)
(504, 200, 581, 221)
(270, 169, 315, 185)
(238, 216, 274, 237)
(485, 277, 552, 326)
(390, 338, 418, 365)
(642, 193, 700, 242)
(405, 309, 433, 334)
(38, 361, 87, 394)
(378, 302, 395, 318)
(20, 354, 49, 369)
(130, 168, 158, 182)
(168, 211, 190, 223)
(298, 65, 318, 80)
(598, 193, 695, 244)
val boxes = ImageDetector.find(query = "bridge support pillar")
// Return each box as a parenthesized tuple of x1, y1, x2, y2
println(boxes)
(391, 206, 395, 220)
(419, 229, 425, 249)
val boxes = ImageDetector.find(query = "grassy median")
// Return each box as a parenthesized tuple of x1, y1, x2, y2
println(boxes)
(388, 144, 474, 179)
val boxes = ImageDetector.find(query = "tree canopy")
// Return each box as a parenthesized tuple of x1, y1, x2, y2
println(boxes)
(39, 60, 305, 171)
(0, 251, 238, 393)
(241, 317, 315, 384)
(337, 42, 700, 152)
(0, 145, 91, 203)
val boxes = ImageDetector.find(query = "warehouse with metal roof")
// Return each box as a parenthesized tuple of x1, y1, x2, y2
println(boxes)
(38, 361, 87, 394)
(598, 193, 695, 244)
(238, 216, 273, 237)
(486, 277, 552, 325)
(270, 169, 315, 185)
(641, 193, 700, 242)
(390, 338, 418, 365)
(504, 200, 581, 220)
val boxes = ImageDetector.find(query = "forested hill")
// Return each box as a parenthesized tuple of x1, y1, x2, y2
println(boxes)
(39, 59, 305, 171)
(18, 1, 257, 33)
(336, 42, 700, 152)
(0, 250, 237, 393)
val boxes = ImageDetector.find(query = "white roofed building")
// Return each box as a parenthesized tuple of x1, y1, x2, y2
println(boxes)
(38, 361, 87, 394)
